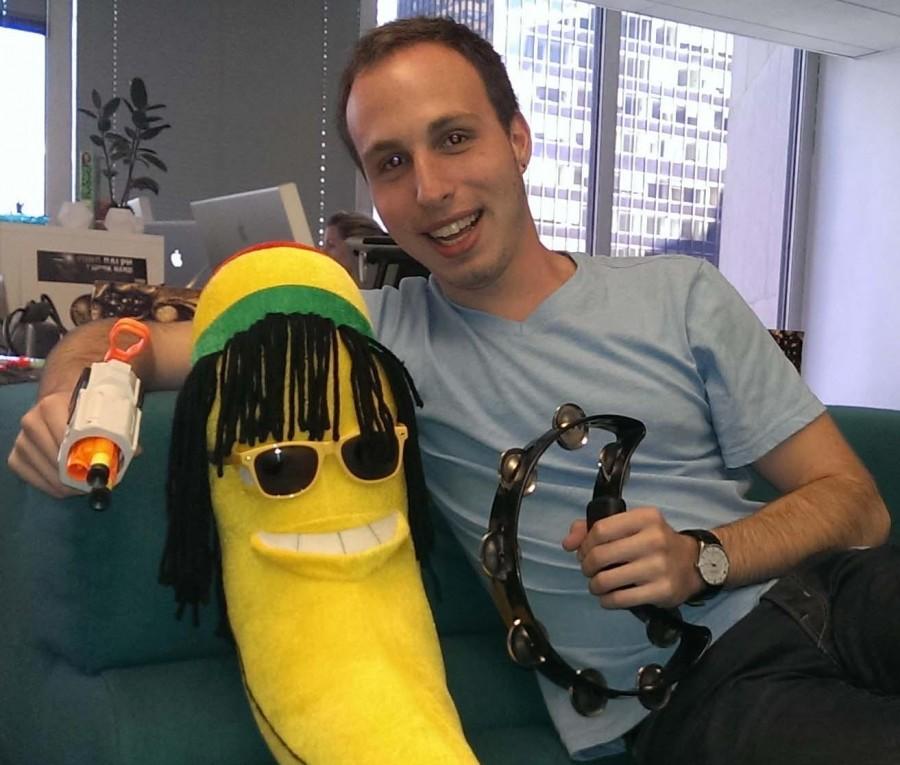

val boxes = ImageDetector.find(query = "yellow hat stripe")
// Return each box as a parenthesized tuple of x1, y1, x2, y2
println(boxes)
(192, 285, 372, 363)
(192, 242, 369, 341)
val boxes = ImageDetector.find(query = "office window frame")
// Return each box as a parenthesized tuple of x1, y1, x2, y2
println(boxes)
(0, 0, 74, 219)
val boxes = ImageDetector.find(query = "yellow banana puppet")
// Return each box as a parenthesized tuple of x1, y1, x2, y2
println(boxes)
(161, 242, 478, 764)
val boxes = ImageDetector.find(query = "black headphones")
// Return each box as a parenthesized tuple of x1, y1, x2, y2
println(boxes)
(479, 403, 711, 714)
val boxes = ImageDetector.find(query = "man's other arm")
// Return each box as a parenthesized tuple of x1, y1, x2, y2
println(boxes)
(716, 411, 890, 587)
(565, 412, 890, 608)
(7, 319, 193, 497)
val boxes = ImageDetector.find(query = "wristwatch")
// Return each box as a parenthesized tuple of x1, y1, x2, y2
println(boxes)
(680, 529, 729, 605)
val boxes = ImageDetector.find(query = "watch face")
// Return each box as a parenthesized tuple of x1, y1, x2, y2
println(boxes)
(698, 545, 729, 586)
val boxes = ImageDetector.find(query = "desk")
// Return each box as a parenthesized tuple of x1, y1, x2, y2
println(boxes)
(0, 222, 163, 328)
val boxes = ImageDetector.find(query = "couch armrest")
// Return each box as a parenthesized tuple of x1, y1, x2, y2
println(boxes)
(0, 383, 271, 765)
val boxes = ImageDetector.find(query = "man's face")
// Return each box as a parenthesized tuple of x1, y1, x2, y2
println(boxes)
(346, 43, 533, 306)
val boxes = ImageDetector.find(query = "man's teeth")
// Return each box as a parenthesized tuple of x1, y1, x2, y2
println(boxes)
(257, 512, 399, 555)
(430, 213, 478, 240)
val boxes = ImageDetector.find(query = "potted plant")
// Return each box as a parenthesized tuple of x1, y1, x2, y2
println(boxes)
(78, 77, 171, 232)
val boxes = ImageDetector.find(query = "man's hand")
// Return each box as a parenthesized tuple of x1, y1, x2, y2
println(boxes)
(7, 389, 80, 498)
(562, 507, 703, 609)
(6, 318, 192, 497)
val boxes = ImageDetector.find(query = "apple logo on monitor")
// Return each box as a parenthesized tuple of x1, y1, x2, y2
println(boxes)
(170, 248, 184, 269)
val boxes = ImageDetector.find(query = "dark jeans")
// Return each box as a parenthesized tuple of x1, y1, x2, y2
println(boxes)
(630, 544, 900, 765)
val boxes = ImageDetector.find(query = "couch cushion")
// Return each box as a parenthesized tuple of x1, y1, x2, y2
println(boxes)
(11, 387, 229, 672)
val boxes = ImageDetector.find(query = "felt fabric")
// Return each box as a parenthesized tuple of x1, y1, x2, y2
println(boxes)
(191, 242, 372, 363)
(194, 243, 477, 765)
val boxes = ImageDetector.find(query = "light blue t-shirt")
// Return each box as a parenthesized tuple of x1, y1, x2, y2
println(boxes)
(363, 253, 824, 758)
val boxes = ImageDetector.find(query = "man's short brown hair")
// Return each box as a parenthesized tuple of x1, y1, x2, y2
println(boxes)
(337, 16, 520, 172)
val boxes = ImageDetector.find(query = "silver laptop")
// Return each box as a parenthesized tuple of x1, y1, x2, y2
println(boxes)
(144, 220, 208, 288)
(190, 183, 315, 271)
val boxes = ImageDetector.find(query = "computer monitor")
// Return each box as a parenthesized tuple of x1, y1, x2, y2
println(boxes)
(143, 220, 208, 288)
(190, 183, 314, 270)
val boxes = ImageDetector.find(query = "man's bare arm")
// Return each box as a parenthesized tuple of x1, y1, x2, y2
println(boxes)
(7, 319, 193, 496)
(36, 318, 193, 397)
(715, 411, 890, 587)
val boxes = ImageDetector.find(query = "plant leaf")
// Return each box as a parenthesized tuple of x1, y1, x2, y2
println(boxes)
(138, 147, 158, 155)
(123, 99, 135, 114)
(130, 78, 148, 110)
(143, 114, 163, 124)
(89, 134, 105, 148)
(125, 126, 138, 140)
(142, 154, 168, 172)
(132, 111, 149, 130)
(146, 103, 167, 111)
(101, 97, 121, 120)
(97, 117, 111, 133)
(78, 108, 97, 119)
(139, 125, 171, 141)
(130, 176, 160, 194)
(91, 89, 102, 108)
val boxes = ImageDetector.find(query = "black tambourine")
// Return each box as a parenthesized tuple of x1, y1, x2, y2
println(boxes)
(480, 403, 711, 715)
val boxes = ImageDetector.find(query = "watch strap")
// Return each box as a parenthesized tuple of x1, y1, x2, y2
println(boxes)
(680, 528, 726, 605)
(681, 528, 722, 548)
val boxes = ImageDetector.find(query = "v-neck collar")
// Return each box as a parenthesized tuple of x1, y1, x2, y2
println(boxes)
(429, 252, 589, 335)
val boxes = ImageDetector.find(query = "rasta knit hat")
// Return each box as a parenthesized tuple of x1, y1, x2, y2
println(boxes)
(191, 241, 373, 364)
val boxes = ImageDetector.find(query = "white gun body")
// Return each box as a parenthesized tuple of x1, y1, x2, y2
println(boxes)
(58, 359, 143, 492)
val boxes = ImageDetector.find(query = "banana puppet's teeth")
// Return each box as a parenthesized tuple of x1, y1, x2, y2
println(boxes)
(256, 512, 400, 555)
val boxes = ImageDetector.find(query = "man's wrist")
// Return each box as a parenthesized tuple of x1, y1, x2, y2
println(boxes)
(37, 318, 116, 397)
(680, 529, 729, 605)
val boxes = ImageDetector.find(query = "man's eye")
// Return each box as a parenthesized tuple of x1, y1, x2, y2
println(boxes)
(445, 132, 467, 147)
(380, 154, 404, 171)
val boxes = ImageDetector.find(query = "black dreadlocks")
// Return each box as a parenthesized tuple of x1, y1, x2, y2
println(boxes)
(159, 312, 430, 629)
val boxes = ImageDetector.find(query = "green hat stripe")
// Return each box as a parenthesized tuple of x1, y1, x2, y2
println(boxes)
(192, 285, 373, 363)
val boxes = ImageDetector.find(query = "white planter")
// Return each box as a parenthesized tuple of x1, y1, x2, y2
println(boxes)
(104, 206, 144, 234)
(57, 201, 94, 229)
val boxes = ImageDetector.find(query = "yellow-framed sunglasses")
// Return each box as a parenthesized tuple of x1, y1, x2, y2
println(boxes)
(221, 425, 408, 499)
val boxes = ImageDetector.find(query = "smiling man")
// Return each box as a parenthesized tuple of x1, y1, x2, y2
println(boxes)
(332, 17, 898, 765)
(8, 15, 900, 765)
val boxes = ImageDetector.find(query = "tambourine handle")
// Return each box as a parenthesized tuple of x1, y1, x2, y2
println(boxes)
(586, 495, 626, 528)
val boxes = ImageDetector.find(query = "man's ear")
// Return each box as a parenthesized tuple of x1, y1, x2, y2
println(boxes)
(509, 112, 532, 171)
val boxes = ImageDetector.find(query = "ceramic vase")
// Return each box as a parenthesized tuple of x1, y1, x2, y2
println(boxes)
(104, 206, 145, 234)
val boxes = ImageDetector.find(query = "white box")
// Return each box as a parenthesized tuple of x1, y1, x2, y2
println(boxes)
(0, 223, 164, 329)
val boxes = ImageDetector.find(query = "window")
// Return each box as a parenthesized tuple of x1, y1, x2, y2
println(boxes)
(537, 85, 563, 102)
(0, 24, 46, 216)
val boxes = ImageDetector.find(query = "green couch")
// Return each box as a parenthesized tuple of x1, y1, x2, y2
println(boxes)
(1, 382, 898, 765)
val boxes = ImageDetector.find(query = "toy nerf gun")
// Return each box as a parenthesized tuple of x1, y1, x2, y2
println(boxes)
(58, 318, 150, 510)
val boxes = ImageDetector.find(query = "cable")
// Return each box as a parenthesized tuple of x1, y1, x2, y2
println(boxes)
(3, 307, 25, 355)
(2, 295, 68, 356)
(40, 293, 69, 336)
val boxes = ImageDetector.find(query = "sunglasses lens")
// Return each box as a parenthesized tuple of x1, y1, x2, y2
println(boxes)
(254, 446, 318, 496)
(341, 432, 400, 480)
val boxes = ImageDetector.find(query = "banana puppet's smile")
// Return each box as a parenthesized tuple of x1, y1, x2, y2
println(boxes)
(249, 510, 410, 580)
